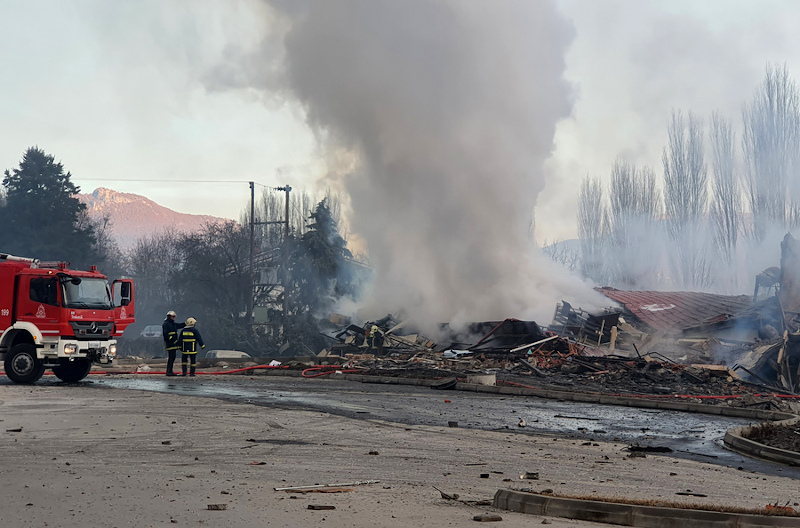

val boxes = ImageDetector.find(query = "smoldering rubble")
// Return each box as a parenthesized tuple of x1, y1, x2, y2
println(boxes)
(309, 234, 800, 413)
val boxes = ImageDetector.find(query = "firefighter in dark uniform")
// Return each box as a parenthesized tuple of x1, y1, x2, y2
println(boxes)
(162, 310, 185, 377)
(178, 317, 205, 377)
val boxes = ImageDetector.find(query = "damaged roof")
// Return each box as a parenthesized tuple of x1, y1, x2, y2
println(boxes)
(596, 287, 753, 332)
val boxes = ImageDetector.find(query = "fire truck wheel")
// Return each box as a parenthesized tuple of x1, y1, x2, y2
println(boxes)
(4, 343, 44, 384)
(33, 362, 45, 382)
(52, 359, 92, 383)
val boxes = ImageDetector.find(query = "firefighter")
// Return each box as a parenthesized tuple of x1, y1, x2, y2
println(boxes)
(178, 317, 205, 377)
(162, 310, 185, 377)
(368, 324, 383, 354)
(364, 324, 373, 349)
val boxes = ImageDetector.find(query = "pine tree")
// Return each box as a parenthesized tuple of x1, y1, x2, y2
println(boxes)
(0, 147, 97, 266)
(289, 199, 354, 317)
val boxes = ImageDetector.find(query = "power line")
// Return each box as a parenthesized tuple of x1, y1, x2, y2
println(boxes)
(73, 178, 247, 183)
(72, 178, 280, 189)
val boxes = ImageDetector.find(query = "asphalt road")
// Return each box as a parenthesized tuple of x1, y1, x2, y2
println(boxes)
(43, 373, 793, 479)
(9, 381, 790, 528)
(7, 373, 799, 479)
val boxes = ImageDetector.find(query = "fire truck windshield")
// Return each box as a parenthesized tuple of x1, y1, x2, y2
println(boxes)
(62, 278, 113, 309)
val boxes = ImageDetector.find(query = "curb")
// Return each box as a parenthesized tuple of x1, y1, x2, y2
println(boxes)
(492, 489, 800, 527)
(724, 417, 800, 466)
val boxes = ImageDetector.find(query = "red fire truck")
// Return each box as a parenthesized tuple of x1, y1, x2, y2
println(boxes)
(0, 253, 134, 384)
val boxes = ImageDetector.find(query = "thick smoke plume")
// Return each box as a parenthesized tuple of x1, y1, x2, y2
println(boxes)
(221, 1, 606, 329)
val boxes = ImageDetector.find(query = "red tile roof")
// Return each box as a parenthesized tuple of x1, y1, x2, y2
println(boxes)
(596, 287, 753, 332)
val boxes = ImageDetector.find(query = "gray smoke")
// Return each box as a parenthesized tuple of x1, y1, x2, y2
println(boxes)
(212, 0, 606, 330)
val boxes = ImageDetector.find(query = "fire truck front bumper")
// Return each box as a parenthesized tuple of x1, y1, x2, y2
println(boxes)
(42, 340, 117, 364)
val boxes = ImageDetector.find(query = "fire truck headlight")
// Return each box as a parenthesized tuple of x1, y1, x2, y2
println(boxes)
(64, 344, 77, 355)
(109, 344, 117, 357)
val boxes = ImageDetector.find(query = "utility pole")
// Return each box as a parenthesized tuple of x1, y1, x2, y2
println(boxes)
(249, 181, 255, 322)
(277, 185, 292, 336)
(250, 184, 291, 336)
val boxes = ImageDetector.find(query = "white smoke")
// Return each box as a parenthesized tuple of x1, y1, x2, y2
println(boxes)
(209, 0, 607, 330)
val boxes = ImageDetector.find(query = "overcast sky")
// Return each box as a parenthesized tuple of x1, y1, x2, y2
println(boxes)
(3, 0, 800, 242)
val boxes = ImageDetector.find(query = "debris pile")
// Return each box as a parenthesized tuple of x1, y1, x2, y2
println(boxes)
(321, 314, 438, 358)
(316, 319, 785, 409)
(313, 234, 800, 406)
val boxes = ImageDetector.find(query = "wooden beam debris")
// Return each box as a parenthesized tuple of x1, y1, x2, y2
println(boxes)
(510, 335, 559, 354)
(274, 480, 380, 491)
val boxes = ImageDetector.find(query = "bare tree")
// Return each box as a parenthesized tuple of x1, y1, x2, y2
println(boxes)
(742, 63, 800, 239)
(606, 160, 662, 288)
(664, 110, 708, 223)
(126, 229, 183, 320)
(662, 109, 711, 289)
(249, 187, 293, 251)
(294, 190, 315, 236)
(578, 176, 608, 283)
(636, 166, 662, 218)
(709, 111, 742, 267)
(246, 186, 322, 256)
(71, 209, 125, 278)
(542, 238, 579, 273)
(171, 221, 252, 324)
(253, 186, 346, 242)
(607, 159, 637, 287)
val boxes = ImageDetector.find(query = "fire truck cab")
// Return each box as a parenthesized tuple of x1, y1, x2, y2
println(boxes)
(0, 253, 134, 384)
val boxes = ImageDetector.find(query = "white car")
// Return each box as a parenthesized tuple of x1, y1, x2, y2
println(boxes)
(204, 350, 252, 359)
(140, 325, 162, 339)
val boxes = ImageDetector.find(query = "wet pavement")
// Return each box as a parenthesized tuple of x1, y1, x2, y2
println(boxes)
(10, 373, 800, 479)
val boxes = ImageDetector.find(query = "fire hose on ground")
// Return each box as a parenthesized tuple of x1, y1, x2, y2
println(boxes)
(301, 365, 363, 377)
(0, 365, 290, 377)
(0, 365, 363, 377)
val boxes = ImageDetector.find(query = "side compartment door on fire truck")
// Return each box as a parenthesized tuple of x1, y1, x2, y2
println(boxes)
(111, 279, 135, 337)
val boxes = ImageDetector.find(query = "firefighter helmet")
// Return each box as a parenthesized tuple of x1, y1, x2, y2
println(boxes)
(166, 310, 177, 317)
(186, 317, 197, 327)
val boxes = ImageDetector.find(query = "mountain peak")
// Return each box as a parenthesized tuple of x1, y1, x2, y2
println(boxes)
(84, 187, 147, 207)
(78, 188, 228, 250)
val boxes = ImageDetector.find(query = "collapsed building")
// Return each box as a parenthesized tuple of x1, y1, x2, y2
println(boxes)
(319, 234, 800, 399)
(571, 234, 800, 394)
